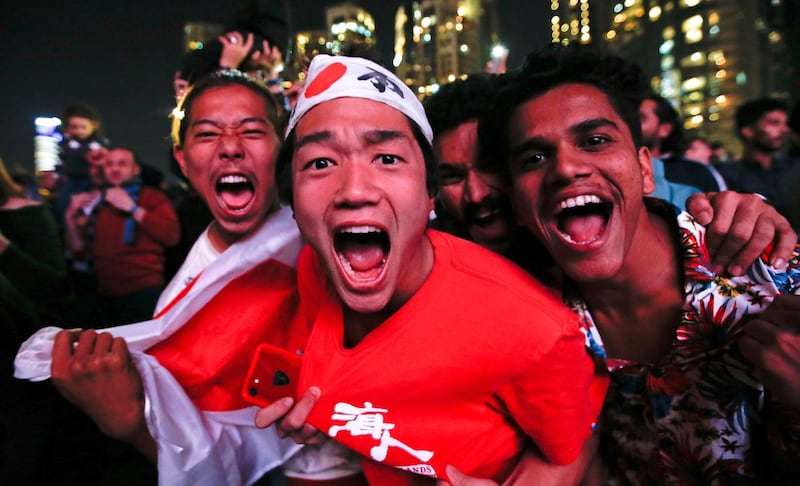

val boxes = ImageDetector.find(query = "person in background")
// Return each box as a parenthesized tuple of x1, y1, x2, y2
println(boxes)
(640, 94, 727, 192)
(0, 155, 67, 328)
(64, 147, 179, 325)
(717, 98, 800, 230)
(682, 135, 712, 164)
(54, 102, 111, 223)
(175, 0, 290, 108)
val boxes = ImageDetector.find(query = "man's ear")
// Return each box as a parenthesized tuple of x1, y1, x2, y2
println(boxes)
(656, 122, 672, 141)
(740, 126, 754, 141)
(639, 146, 656, 195)
(173, 145, 189, 178)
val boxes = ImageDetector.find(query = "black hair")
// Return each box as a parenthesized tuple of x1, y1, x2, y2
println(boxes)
(106, 145, 141, 166)
(644, 94, 685, 154)
(481, 43, 648, 181)
(424, 73, 505, 136)
(276, 117, 438, 206)
(172, 70, 287, 147)
(62, 102, 102, 123)
(735, 98, 788, 133)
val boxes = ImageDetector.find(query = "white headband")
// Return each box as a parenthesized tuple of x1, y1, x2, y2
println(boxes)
(286, 55, 433, 144)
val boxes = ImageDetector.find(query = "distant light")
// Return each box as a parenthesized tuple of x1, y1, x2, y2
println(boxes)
(491, 44, 508, 59)
(649, 6, 661, 21)
(35, 116, 61, 128)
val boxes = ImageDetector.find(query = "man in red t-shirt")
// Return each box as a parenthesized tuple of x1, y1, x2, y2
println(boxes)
(256, 54, 608, 485)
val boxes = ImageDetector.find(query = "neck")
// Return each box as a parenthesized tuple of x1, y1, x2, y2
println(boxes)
(744, 148, 775, 169)
(342, 306, 392, 348)
(207, 221, 240, 253)
(342, 232, 435, 348)
(577, 210, 684, 363)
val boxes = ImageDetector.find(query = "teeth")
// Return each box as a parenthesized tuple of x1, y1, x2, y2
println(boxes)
(338, 226, 383, 234)
(559, 194, 601, 211)
(219, 174, 248, 184)
(562, 233, 602, 246)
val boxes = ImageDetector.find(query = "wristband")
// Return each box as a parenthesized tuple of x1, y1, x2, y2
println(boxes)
(128, 204, 139, 215)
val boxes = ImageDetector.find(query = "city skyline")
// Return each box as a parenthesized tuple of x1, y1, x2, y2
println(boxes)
(1, 0, 546, 173)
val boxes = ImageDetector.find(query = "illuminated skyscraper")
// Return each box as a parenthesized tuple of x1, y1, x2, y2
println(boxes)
(395, 0, 501, 98)
(550, 0, 608, 45)
(288, 3, 378, 82)
(590, 0, 792, 153)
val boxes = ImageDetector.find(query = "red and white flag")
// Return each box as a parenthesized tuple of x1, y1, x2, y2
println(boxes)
(15, 206, 305, 486)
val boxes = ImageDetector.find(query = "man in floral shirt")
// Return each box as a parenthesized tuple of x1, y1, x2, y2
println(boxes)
(489, 44, 800, 484)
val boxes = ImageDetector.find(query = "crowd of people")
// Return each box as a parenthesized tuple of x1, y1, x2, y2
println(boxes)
(2, 22, 800, 486)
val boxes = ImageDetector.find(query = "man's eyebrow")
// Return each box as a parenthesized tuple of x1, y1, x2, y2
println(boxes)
(189, 117, 269, 129)
(573, 117, 619, 134)
(437, 161, 467, 172)
(510, 117, 620, 158)
(296, 129, 410, 149)
(296, 130, 332, 150)
(362, 129, 407, 145)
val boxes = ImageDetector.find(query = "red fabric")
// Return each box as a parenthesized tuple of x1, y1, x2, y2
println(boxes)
(293, 230, 607, 482)
(146, 259, 305, 411)
(93, 186, 180, 296)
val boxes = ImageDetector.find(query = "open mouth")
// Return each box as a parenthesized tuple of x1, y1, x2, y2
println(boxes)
(465, 198, 507, 228)
(555, 194, 611, 245)
(333, 226, 390, 282)
(216, 174, 254, 211)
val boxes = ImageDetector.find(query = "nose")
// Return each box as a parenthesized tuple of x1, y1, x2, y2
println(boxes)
(465, 170, 491, 204)
(218, 130, 244, 161)
(548, 146, 591, 183)
(333, 161, 380, 207)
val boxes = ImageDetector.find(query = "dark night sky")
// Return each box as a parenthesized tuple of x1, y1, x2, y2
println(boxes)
(0, 1, 547, 174)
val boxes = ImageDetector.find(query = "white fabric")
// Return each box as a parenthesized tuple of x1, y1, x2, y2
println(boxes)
(15, 206, 304, 486)
(155, 226, 220, 314)
(286, 54, 433, 144)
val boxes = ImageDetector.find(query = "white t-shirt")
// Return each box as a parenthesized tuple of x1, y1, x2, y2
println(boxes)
(154, 226, 221, 315)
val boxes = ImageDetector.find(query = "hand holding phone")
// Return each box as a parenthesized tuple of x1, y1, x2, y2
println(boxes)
(242, 343, 302, 407)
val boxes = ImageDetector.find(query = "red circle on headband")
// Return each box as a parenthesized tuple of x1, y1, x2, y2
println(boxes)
(304, 62, 347, 98)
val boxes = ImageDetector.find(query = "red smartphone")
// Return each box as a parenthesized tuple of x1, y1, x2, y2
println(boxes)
(242, 343, 302, 407)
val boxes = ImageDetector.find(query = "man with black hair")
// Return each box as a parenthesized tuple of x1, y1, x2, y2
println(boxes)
(424, 73, 555, 280)
(64, 147, 180, 325)
(717, 98, 800, 230)
(426, 72, 793, 282)
(639, 94, 727, 192)
(488, 44, 800, 484)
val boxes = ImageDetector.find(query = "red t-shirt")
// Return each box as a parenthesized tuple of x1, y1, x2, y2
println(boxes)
(93, 186, 180, 296)
(295, 230, 608, 483)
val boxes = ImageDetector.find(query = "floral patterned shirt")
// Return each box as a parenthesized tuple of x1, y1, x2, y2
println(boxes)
(566, 204, 800, 485)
